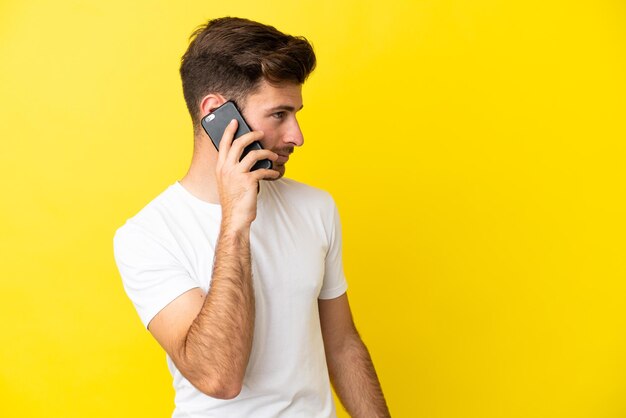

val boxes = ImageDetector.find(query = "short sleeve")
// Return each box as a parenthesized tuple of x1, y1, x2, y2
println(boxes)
(318, 200, 348, 300)
(113, 222, 198, 328)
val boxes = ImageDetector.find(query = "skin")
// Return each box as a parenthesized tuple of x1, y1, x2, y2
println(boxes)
(147, 79, 390, 415)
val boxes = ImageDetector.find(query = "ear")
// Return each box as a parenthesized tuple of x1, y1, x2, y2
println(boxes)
(199, 93, 227, 117)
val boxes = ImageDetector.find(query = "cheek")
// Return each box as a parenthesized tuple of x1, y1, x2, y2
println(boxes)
(246, 118, 260, 131)
(258, 127, 280, 148)
(245, 117, 280, 149)
(260, 136, 279, 152)
(248, 119, 271, 137)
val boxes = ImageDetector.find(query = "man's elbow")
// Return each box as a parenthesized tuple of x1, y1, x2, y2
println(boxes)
(192, 376, 244, 400)
(174, 351, 246, 399)
(206, 383, 243, 400)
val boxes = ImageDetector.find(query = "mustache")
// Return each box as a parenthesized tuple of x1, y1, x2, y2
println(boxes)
(274, 147, 294, 156)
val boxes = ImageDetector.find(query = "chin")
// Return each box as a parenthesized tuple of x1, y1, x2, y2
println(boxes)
(268, 164, 285, 180)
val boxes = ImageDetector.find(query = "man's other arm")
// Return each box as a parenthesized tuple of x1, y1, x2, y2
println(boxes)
(319, 293, 391, 417)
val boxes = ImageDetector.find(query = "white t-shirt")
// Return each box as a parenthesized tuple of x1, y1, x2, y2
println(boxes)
(113, 178, 348, 417)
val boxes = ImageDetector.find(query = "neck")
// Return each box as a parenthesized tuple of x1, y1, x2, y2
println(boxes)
(179, 138, 220, 204)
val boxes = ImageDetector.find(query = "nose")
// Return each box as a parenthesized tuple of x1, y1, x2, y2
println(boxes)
(284, 117, 304, 147)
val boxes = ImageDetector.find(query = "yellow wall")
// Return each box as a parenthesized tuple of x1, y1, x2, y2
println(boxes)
(1, 1, 625, 417)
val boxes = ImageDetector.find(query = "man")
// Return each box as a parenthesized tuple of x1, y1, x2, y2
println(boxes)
(114, 17, 390, 417)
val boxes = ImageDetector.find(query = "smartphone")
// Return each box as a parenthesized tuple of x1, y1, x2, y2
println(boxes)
(200, 101, 272, 171)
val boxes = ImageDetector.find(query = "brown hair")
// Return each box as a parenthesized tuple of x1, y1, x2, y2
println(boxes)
(180, 17, 316, 127)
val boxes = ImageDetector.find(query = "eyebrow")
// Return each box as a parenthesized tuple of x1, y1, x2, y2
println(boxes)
(265, 104, 304, 113)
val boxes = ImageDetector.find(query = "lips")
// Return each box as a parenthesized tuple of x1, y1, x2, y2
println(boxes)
(276, 154, 290, 164)
(272, 147, 294, 165)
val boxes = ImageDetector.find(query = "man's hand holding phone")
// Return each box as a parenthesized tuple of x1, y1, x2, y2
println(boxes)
(215, 119, 279, 231)
(201, 101, 273, 171)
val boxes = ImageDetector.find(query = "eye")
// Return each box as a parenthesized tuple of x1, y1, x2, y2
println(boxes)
(271, 111, 286, 120)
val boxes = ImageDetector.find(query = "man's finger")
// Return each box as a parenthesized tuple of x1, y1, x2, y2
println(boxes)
(251, 168, 281, 182)
(239, 149, 278, 172)
(225, 130, 265, 167)
(216, 119, 238, 168)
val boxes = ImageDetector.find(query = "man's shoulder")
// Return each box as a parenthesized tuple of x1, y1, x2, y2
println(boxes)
(268, 177, 334, 205)
(113, 183, 182, 245)
(121, 182, 182, 221)
(262, 178, 339, 227)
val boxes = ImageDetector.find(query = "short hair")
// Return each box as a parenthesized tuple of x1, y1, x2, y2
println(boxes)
(180, 17, 316, 127)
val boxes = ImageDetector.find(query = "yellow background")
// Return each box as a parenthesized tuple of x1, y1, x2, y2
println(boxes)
(1, 1, 625, 417)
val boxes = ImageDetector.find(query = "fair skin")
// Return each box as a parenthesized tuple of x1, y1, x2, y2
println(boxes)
(147, 80, 390, 416)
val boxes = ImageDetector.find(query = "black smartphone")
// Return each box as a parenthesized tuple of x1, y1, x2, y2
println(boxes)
(200, 101, 272, 171)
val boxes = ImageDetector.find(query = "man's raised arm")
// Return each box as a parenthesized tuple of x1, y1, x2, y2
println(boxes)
(148, 120, 279, 399)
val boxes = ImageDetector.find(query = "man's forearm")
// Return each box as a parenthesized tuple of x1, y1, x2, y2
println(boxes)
(328, 333, 390, 417)
(179, 225, 255, 399)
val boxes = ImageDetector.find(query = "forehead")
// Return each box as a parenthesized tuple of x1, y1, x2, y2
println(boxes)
(244, 80, 303, 111)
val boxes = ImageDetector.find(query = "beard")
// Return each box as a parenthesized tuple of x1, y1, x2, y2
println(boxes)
(267, 146, 293, 180)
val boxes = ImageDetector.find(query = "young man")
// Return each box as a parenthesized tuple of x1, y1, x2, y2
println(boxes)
(114, 17, 390, 417)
